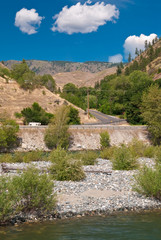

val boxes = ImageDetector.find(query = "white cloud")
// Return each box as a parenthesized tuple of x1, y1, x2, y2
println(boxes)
(51, 1, 119, 34)
(15, 8, 44, 35)
(124, 33, 158, 59)
(108, 54, 123, 63)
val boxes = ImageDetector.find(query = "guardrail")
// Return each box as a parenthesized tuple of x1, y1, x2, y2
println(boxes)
(19, 125, 147, 130)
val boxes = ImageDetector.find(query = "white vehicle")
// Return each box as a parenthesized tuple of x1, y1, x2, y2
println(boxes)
(28, 122, 41, 126)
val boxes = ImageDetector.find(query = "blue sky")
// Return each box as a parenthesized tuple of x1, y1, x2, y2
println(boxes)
(0, 0, 161, 62)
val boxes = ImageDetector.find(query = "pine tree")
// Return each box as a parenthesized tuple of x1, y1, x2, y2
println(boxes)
(135, 48, 139, 56)
(117, 65, 122, 76)
(145, 40, 148, 50)
(128, 53, 132, 63)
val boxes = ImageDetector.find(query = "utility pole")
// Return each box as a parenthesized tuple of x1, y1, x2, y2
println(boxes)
(87, 88, 90, 119)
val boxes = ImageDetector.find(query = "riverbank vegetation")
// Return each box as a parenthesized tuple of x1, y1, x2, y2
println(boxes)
(134, 164, 161, 200)
(0, 168, 56, 224)
(100, 139, 161, 170)
(0, 115, 19, 150)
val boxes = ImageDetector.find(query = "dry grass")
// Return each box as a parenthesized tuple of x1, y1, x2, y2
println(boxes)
(0, 79, 96, 124)
(53, 68, 117, 89)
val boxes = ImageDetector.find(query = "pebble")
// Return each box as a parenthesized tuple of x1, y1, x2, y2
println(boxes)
(1, 158, 161, 223)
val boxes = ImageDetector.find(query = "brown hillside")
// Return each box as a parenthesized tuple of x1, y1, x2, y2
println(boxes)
(53, 67, 117, 89)
(0, 78, 97, 124)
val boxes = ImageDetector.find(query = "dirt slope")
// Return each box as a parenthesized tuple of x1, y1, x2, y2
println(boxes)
(53, 67, 117, 89)
(0, 78, 96, 124)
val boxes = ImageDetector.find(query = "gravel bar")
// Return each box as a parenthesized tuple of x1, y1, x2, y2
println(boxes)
(0, 158, 161, 224)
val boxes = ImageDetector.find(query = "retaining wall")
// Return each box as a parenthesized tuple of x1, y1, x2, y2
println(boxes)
(17, 125, 150, 151)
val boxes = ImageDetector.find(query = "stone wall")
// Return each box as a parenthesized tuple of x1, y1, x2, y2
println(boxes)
(17, 125, 150, 151)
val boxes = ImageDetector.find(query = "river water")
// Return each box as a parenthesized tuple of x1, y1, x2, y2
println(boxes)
(1, 213, 161, 240)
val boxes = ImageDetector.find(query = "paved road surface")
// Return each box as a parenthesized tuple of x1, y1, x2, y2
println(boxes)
(89, 110, 127, 124)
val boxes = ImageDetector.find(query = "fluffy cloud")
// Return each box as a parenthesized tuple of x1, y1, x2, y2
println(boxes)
(51, 2, 119, 34)
(124, 33, 158, 59)
(15, 8, 44, 35)
(108, 54, 123, 63)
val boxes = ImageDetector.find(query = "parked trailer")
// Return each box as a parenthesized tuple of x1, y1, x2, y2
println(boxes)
(28, 122, 41, 126)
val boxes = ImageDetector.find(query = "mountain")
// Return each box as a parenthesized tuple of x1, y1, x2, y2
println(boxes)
(3, 60, 117, 88)
(53, 67, 117, 89)
(3, 60, 117, 75)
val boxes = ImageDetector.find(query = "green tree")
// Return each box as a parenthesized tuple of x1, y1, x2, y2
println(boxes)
(145, 40, 148, 50)
(63, 83, 78, 94)
(67, 106, 80, 125)
(0, 116, 19, 150)
(117, 65, 122, 76)
(141, 85, 161, 145)
(125, 71, 153, 124)
(41, 74, 56, 92)
(128, 53, 132, 63)
(135, 48, 139, 56)
(44, 106, 70, 149)
(21, 102, 54, 125)
(11, 60, 30, 81)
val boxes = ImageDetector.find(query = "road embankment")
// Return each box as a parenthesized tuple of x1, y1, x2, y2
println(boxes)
(17, 125, 149, 151)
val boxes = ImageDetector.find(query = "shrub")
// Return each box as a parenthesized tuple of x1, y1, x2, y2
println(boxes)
(49, 148, 85, 181)
(134, 164, 161, 200)
(100, 146, 116, 160)
(100, 131, 110, 149)
(22, 151, 45, 163)
(155, 146, 161, 163)
(21, 102, 54, 125)
(0, 176, 16, 221)
(112, 145, 138, 170)
(79, 151, 98, 165)
(0, 168, 56, 222)
(67, 106, 81, 125)
(0, 151, 47, 163)
(0, 117, 19, 150)
(143, 145, 156, 158)
(128, 139, 147, 158)
(44, 106, 70, 149)
(0, 154, 13, 163)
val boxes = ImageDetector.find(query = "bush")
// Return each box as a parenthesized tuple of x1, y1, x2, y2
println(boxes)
(155, 147, 161, 163)
(128, 139, 147, 158)
(22, 151, 45, 163)
(0, 151, 47, 163)
(134, 164, 161, 200)
(0, 117, 19, 150)
(112, 145, 138, 170)
(49, 148, 85, 181)
(79, 151, 98, 165)
(21, 102, 54, 125)
(67, 106, 81, 125)
(44, 106, 70, 149)
(100, 131, 110, 149)
(143, 145, 156, 158)
(141, 85, 161, 145)
(0, 154, 13, 163)
(100, 146, 116, 160)
(0, 168, 56, 222)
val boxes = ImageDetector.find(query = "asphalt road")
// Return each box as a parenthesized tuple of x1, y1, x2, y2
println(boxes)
(89, 110, 126, 124)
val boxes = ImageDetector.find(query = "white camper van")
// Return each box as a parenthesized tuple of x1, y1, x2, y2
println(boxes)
(28, 122, 41, 126)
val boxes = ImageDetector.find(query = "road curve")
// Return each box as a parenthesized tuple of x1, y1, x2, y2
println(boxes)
(89, 109, 127, 125)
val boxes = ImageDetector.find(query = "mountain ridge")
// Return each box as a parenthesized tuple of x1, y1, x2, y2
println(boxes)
(3, 60, 118, 75)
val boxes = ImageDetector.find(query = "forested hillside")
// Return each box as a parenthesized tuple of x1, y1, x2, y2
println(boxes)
(60, 37, 161, 125)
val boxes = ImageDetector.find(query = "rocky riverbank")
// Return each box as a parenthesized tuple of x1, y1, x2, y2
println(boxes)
(1, 158, 161, 225)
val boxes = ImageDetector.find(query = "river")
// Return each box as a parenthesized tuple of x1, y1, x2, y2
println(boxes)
(1, 212, 161, 240)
